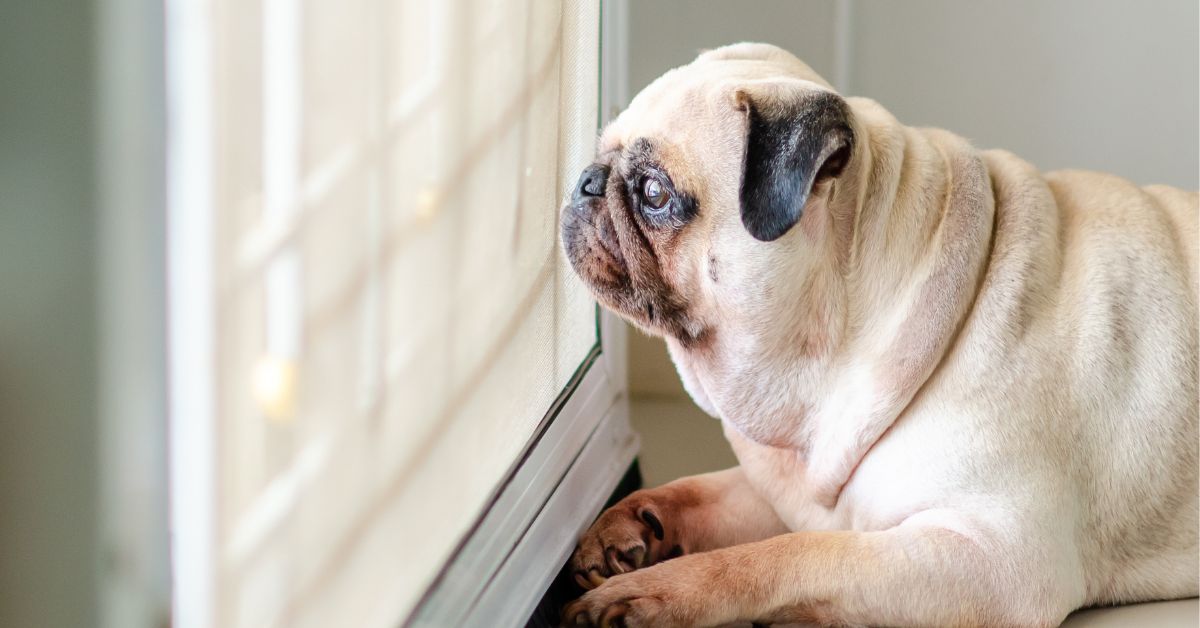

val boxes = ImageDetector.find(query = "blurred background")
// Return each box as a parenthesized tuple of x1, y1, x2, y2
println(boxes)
(1, 1, 1196, 627)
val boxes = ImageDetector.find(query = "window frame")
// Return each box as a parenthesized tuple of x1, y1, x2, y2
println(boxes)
(404, 310, 633, 627)
(406, 3, 635, 621)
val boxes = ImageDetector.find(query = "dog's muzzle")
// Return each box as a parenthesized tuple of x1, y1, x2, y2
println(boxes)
(572, 163, 610, 204)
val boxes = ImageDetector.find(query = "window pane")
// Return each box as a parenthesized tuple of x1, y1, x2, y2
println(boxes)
(190, 0, 601, 624)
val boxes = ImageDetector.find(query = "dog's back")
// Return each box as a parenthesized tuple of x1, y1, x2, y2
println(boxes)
(954, 152, 1199, 605)
(1045, 167, 1198, 604)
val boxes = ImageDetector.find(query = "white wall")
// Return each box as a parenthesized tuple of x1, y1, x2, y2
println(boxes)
(627, 0, 841, 96)
(851, 0, 1199, 189)
(624, 0, 1199, 400)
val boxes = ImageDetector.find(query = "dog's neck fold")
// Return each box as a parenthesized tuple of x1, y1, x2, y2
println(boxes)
(682, 100, 997, 510)
(809, 103, 997, 508)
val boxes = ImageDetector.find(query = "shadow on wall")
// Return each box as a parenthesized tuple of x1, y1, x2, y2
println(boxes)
(0, 1, 100, 627)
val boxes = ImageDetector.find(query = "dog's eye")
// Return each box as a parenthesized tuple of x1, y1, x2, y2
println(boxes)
(641, 177, 670, 211)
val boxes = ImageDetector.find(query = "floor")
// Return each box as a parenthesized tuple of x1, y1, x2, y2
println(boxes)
(629, 397, 1198, 627)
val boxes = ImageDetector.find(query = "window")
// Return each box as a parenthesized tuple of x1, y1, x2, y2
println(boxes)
(168, 1, 630, 626)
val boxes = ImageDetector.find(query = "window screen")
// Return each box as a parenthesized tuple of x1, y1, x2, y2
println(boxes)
(169, 1, 602, 626)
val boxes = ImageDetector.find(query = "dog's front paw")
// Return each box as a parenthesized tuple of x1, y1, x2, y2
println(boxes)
(570, 492, 688, 589)
(560, 559, 700, 628)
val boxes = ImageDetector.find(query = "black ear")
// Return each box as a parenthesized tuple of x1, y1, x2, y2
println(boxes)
(737, 90, 855, 242)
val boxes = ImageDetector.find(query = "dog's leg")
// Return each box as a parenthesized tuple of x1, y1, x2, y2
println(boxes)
(563, 518, 1076, 628)
(569, 467, 787, 589)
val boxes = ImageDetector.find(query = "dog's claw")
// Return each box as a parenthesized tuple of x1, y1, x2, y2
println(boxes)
(638, 509, 665, 540)
(586, 568, 607, 587)
(574, 571, 592, 590)
(562, 600, 589, 627)
(600, 603, 630, 628)
(605, 548, 628, 574)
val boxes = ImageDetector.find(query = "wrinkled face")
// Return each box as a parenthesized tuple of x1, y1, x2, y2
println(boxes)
(560, 44, 856, 346)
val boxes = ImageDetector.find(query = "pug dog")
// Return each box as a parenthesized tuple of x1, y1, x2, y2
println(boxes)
(558, 43, 1198, 627)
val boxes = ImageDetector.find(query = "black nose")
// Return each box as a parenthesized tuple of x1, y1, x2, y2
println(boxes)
(574, 163, 610, 201)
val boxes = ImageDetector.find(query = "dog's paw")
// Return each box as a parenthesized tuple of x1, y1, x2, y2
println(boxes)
(560, 560, 698, 628)
(570, 493, 688, 589)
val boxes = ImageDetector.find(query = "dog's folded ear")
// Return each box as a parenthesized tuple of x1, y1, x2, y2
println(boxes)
(734, 83, 855, 242)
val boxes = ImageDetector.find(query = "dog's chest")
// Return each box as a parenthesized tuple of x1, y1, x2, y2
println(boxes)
(668, 337, 818, 447)
(721, 421, 852, 531)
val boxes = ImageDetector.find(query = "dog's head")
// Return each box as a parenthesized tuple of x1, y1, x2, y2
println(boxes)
(561, 43, 857, 347)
